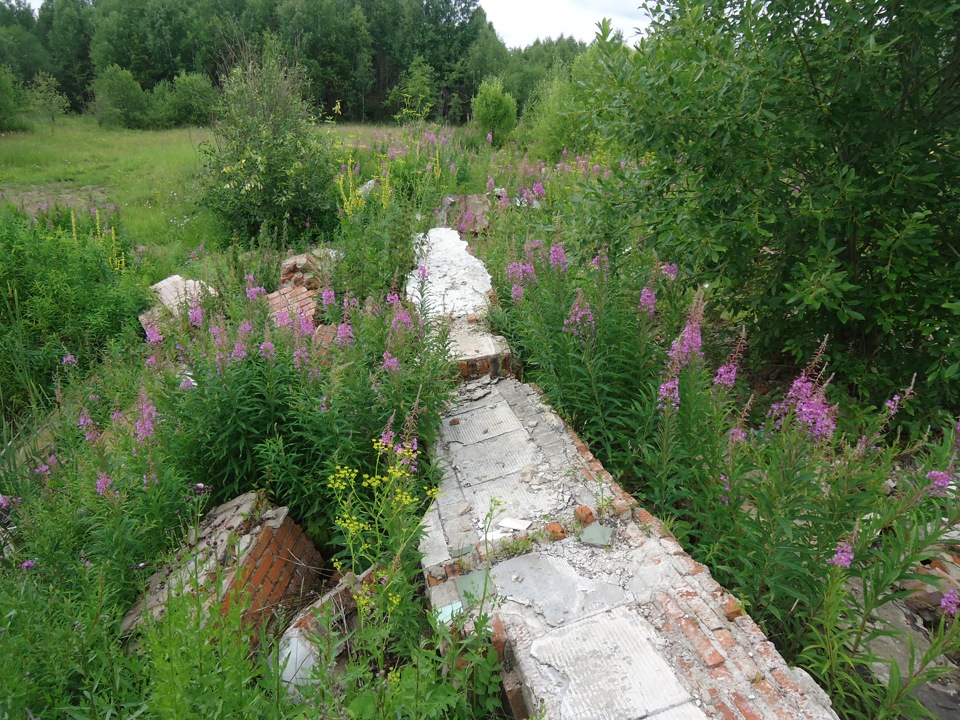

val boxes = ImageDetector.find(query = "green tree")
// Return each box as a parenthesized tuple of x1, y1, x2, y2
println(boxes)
(91, 64, 150, 127)
(388, 54, 435, 123)
(591, 3, 960, 409)
(0, 63, 27, 130)
(35, 0, 93, 108)
(471, 76, 516, 144)
(28, 69, 69, 126)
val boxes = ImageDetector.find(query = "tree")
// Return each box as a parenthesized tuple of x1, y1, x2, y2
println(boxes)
(471, 77, 516, 144)
(28, 70, 68, 126)
(591, 2, 960, 408)
(0, 63, 27, 130)
(36, 0, 93, 108)
(388, 54, 435, 123)
(91, 64, 150, 127)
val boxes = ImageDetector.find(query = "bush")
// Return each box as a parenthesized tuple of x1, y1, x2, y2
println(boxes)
(0, 205, 146, 423)
(200, 47, 339, 245)
(589, 5, 960, 414)
(0, 63, 27, 131)
(92, 64, 150, 128)
(471, 78, 516, 146)
(150, 71, 217, 128)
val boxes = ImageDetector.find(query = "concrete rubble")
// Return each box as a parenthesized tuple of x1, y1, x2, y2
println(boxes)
(121, 491, 323, 640)
(138, 274, 217, 335)
(411, 226, 840, 720)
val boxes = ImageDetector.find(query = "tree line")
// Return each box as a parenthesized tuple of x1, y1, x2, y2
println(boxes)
(0, 0, 586, 123)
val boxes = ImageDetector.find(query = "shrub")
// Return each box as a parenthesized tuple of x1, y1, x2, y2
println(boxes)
(200, 46, 339, 245)
(0, 206, 146, 420)
(92, 64, 150, 128)
(0, 63, 27, 131)
(471, 78, 516, 146)
(589, 5, 960, 413)
(150, 71, 217, 128)
(27, 71, 70, 126)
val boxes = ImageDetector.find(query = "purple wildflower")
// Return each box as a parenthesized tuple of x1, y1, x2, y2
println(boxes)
(927, 470, 951, 497)
(885, 395, 901, 414)
(293, 347, 309, 370)
(145, 355, 157, 368)
(259, 341, 275, 359)
(719, 474, 731, 505)
(714, 364, 737, 388)
(661, 263, 679, 279)
(246, 285, 266, 301)
(322, 288, 336, 306)
(209, 325, 227, 347)
(135, 392, 158, 444)
(62, 354, 77, 366)
(827, 542, 854, 569)
(728, 427, 747, 444)
(238, 320, 252, 338)
(770, 373, 837, 441)
(0, 495, 8, 509)
(941, 589, 960, 616)
(658, 377, 680, 412)
(145, 326, 163, 345)
(78, 409, 99, 443)
(531, 182, 546, 197)
(336, 322, 355, 346)
(296, 310, 315, 337)
(20, 560, 34, 569)
(417, 264, 429, 281)
(231, 341, 247, 362)
(562, 293, 594, 339)
(382, 352, 400, 372)
(188, 301, 203, 328)
(391, 308, 413, 332)
(668, 298, 705, 367)
(35, 463, 50, 477)
(511, 284, 524, 303)
(179, 377, 195, 390)
(639, 287, 656, 318)
(96, 471, 115, 498)
(549, 244, 567, 271)
(320, 395, 328, 412)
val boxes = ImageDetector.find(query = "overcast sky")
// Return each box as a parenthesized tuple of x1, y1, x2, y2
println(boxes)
(480, 0, 648, 48)
(23, 0, 649, 50)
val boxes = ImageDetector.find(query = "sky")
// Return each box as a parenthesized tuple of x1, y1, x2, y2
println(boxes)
(23, 0, 649, 49)
(479, 0, 649, 48)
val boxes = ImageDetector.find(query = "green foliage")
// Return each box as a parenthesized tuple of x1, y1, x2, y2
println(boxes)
(589, 2, 960, 413)
(0, 62, 27, 130)
(471, 77, 516, 145)
(200, 46, 339, 245)
(92, 63, 150, 128)
(149, 71, 218, 128)
(27, 69, 69, 125)
(0, 205, 145, 420)
(389, 54, 436, 124)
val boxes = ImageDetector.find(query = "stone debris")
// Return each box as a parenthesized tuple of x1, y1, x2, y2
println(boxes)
(275, 567, 375, 695)
(411, 225, 839, 720)
(266, 284, 317, 326)
(120, 491, 323, 640)
(138, 274, 217, 335)
(279, 248, 338, 290)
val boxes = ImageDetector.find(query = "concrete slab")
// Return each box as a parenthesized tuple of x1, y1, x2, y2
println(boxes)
(528, 606, 693, 720)
(419, 505, 451, 569)
(442, 400, 527, 445)
(581, 523, 615, 547)
(407, 228, 492, 319)
(491, 553, 628, 628)
(650, 703, 710, 719)
(447, 430, 537, 485)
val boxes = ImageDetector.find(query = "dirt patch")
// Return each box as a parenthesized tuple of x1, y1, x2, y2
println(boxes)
(0, 183, 112, 216)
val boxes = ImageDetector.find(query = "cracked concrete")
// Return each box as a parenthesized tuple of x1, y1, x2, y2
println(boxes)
(411, 228, 839, 720)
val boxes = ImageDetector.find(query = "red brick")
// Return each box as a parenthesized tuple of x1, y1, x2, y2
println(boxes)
(753, 640, 783, 669)
(574, 506, 596, 526)
(265, 558, 288, 587)
(712, 698, 740, 720)
(246, 526, 275, 566)
(751, 678, 784, 709)
(501, 670, 529, 720)
(545, 522, 566, 540)
(445, 562, 462, 578)
(731, 691, 765, 720)
(491, 615, 507, 663)
(710, 665, 735, 682)
(771, 668, 803, 695)
(267, 519, 293, 555)
(426, 574, 443, 587)
(721, 594, 743, 621)
(676, 615, 725, 668)
(249, 553, 274, 588)
(714, 629, 737, 652)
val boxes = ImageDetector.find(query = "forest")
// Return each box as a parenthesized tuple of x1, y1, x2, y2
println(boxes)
(0, 0, 585, 124)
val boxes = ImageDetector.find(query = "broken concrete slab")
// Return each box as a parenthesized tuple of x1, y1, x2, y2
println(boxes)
(138, 274, 217, 335)
(406, 228, 492, 319)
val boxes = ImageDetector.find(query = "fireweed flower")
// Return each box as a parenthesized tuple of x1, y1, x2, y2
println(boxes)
(259, 341, 275, 359)
(827, 542, 854, 569)
(719, 474, 731, 505)
(927, 470, 951, 497)
(714, 364, 737, 388)
(275, 310, 293, 329)
(382, 352, 400, 372)
(293, 347, 309, 370)
(78, 409, 99, 442)
(246, 285, 266, 301)
(563, 293, 594, 339)
(188, 301, 203, 328)
(296, 310, 315, 337)
(62, 353, 77, 366)
(136, 392, 158, 444)
(322, 288, 336, 306)
(179, 377, 195, 390)
(417, 264, 429, 281)
(145, 326, 163, 345)
(661, 263, 679, 279)
(96, 471, 117, 499)
(549, 244, 567, 271)
(20, 560, 34, 569)
(727, 427, 747, 444)
(511, 284, 524, 303)
(639, 287, 656, 318)
(770, 373, 837, 441)
(657, 377, 680, 412)
(941, 589, 960, 616)
(391, 308, 413, 332)
(231, 341, 247, 362)
(336, 322, 355, 346)
(668, 295, 705, 368)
